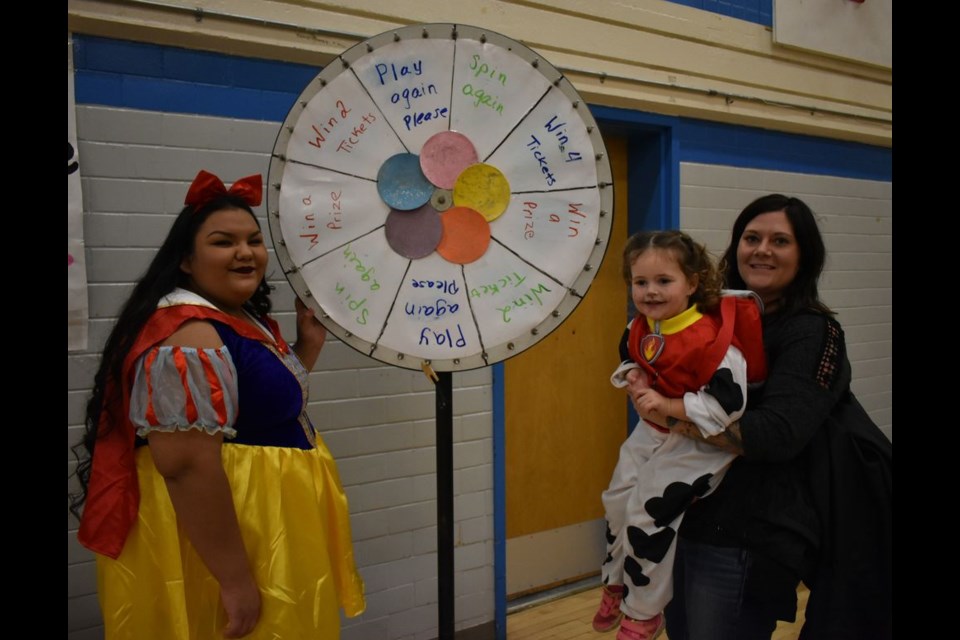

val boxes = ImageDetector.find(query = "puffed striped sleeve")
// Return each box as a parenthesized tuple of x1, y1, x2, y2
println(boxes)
(129, 345, 239, 438)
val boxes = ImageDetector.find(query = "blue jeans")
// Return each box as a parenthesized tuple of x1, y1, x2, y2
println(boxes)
(664, 539, 796, 640)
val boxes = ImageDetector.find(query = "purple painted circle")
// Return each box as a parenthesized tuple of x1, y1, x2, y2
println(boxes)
(385, 203, 443, 259)
(420, 131, 479, 189)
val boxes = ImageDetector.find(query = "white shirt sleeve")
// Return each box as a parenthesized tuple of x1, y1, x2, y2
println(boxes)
(682, 345, 749, 438)
(610, 360, 643, 388)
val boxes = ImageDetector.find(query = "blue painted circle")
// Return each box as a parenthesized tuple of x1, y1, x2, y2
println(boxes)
(377, 153, 434, 211)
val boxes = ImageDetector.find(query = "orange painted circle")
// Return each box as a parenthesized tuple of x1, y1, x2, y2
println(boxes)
(436, 207, 491, 265)
(452, 163, 511, 222)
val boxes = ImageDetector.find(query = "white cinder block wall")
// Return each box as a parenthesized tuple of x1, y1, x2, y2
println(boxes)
(680, 163, 892, 441)
(67, 105, 495, 640)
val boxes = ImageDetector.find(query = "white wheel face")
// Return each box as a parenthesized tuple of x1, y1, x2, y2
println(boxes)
(269, 23, 614, 372)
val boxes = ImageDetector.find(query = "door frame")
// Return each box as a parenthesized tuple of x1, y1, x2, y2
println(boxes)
(492, 106, 680, 638)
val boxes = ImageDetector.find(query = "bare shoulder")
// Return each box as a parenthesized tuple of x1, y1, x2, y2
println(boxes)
(161, 319, 224, 349)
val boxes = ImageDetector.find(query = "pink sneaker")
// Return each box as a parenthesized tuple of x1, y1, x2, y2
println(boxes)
(615, 613, 665, 640)
(591, 585, 624, 632)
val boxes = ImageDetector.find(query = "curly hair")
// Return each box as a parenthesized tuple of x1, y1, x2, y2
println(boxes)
(622, 229, 723, 312)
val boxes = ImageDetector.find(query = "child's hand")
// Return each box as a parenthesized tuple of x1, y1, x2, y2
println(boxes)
(635, 388, 667, 418)
(625, 368, 648, 387)
(625, 369, 649, 401)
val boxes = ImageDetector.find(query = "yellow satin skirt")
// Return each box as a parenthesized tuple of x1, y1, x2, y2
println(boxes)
(96, 442, 366, 639)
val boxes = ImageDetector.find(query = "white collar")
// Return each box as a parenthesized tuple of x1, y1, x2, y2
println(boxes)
(157, 287, 220, 310)
(159, 288, 275, 342)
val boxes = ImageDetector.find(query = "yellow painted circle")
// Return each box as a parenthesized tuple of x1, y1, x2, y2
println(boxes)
(452, 163, 511, 222)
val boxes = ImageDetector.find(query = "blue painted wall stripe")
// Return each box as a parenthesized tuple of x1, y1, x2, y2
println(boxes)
(73, 35, 319, 121)
(492, 362, 507, 640)
(591, 105, 891, 183)
(665, 0, 773, 27)
(676, 117, 891, 181)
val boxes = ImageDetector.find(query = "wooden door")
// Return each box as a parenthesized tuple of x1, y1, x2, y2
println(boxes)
(504, 135, 629, 598)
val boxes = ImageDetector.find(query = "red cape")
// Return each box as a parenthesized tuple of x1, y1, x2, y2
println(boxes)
(77, 303, 286, 558)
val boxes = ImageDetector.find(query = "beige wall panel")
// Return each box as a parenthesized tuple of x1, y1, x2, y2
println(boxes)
(821, 271, 890, 290)
(527, 0, 889, 79)
(833, 306, 891, 329)
(68, 0, 383, 66)
(855, 378, 891, 400)
(773, 0, 891, 68)
(506, 519, 606, 597)
(539, 48, 890, 120)
(68, 0, 890, 146)
(821, 216, 892, 235)
(822, 236, 891, 255)
(821, 252, 890, 272)
(552, 65, 890, 147)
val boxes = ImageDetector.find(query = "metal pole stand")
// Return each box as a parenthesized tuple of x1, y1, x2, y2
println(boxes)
(436, 371, 454, 639)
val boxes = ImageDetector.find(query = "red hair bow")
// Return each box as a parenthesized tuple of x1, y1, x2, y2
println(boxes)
(184, 170, 263, 210)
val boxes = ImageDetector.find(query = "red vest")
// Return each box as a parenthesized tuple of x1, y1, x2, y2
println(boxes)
(627, 295, 766, 398)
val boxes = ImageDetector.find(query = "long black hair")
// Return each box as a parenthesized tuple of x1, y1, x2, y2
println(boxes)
(68, 195, 272, 520)
(719, 193, 833, 316)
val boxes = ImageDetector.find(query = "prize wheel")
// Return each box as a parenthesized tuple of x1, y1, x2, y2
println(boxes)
(268, 23, 614, 372)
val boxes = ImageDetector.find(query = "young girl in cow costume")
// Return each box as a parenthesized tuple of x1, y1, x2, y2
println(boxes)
(593, 230, 766, 640)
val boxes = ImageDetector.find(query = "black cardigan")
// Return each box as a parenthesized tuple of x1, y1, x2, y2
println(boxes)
(679, 309, 892, 637)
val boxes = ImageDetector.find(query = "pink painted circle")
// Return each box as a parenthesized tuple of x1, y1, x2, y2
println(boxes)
(420, 131, 479, 190)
